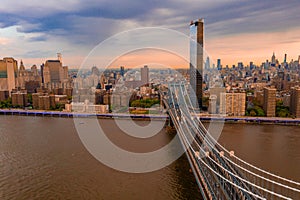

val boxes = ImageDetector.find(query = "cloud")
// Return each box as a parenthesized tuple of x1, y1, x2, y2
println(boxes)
(0, 37, 10, 45)
(2, 0, 300, 40)
(0, 1, 82, 16)
(0, 0, 300, 66)
(205, 1, 300, 38)
(15, 22, 41, 33)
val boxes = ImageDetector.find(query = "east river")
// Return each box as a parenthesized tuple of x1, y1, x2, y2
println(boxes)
(0, 116, 299, 199)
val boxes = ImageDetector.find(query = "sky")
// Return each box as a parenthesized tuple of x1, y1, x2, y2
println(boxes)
(1, 0, 300, 68)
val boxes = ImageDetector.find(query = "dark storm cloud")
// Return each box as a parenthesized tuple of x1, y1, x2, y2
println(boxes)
(1, 0, 300, 46)
(153, 0, 300, 38)
(0, 13, 19, 28)
(202, 0, 300, 37)
(0, 0, 168, 46)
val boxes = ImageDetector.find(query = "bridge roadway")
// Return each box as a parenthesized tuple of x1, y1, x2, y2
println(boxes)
(162, 83, 300, 200)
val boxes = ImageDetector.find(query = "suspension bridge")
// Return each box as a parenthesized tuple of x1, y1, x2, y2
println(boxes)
(162, 82, 300, 200)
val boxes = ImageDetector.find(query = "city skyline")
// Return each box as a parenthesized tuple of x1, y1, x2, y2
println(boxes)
(1, 0, 300, 67)
(7, 51, 300, 70)
(1, 2, 300, 198)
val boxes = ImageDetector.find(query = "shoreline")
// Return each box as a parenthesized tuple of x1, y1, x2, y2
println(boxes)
(1, 109, 300, 125)
(0, 109, 168, 120)
(200, 116, 300, 126)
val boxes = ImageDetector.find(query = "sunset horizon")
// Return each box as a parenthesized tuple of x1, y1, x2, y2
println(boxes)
(1, 1, 300, 68)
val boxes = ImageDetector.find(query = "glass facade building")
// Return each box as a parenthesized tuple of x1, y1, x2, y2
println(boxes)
(189, 19, 204, 109)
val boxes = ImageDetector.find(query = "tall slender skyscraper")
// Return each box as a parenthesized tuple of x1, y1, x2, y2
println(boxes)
(120, 66, 125, 77)
(205, 57, 210, 70)
(284, 53, 287, 63)
(271, 52, 276, 64)
(190, 19, 204, 109)
(217, 59, 221, 70)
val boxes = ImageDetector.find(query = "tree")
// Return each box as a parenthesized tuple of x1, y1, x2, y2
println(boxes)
(246, 105, 265, 117)
(202, 96, 209, 108)
(27, 94, 33, 105)
(276, 100, 290, 118)
(0, 98, 12, 108)
(249, 110, 256, 116)
(130, 99, 160, 108)
(255, 106, 265, 116)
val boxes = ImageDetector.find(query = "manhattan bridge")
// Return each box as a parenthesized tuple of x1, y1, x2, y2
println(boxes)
(161, 82, 300, 200)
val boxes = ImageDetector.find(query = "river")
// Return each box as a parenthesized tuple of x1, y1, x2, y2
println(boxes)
(0, 116, 299, 199)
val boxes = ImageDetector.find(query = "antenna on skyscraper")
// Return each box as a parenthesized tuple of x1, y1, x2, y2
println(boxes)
(57, 53, 62, 63)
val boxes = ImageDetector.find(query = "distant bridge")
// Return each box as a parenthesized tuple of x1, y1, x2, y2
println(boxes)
(162, 83, 300, 200)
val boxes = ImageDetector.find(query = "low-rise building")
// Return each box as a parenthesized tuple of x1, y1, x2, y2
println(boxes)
(65, 102, 109, 114)
(0, 90, 9, 101)
(11, 92, 27, 107)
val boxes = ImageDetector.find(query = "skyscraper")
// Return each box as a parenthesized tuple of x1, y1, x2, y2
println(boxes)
(43, 54, 68, 84)
(190, 19, 204, 109)
(0, 57, 18, 95)
(271, 52, 276, 65)
(205, 57, 210, 70)
(249, 62, 254, 70)
(217, 59, 221, 70)
(141, 65, 149, 85)
(120, 66, 125, 77)
(43, 60, 61, 83)
(91, 66, 100, 76)
(284, 53, 287, 63)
